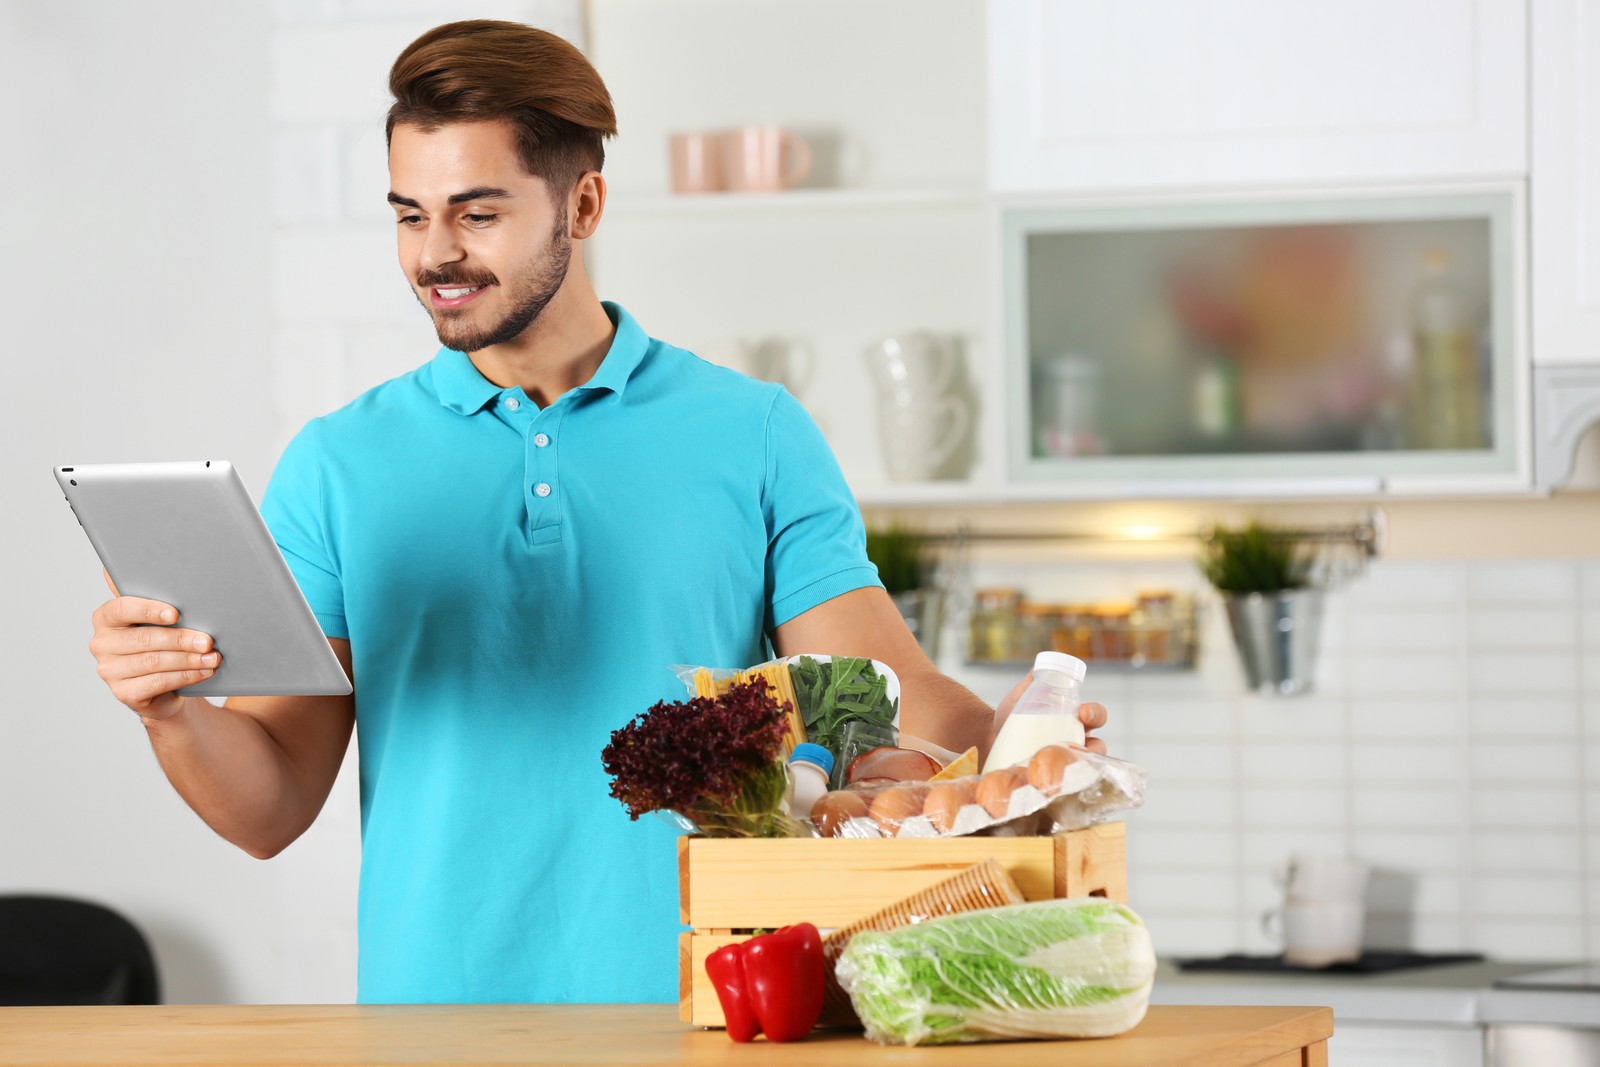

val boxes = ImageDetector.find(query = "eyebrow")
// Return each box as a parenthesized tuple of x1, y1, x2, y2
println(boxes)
(386, 187, 515, 209)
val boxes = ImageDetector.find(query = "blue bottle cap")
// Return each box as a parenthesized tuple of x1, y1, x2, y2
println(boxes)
(789, 742, 835, 775)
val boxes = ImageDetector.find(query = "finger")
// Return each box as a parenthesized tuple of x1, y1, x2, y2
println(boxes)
(1083, 736, 1107, 756)
(102, 569, 120, 597)
(116, 667, 216, 705)
(100, 649, 221, 681)
(1077, 701, 1109, 730)
(104, 596, 180, 627)
(104, 625, 215, 656)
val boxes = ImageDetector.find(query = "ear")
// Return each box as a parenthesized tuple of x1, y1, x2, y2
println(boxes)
(569, 171, 606, 240)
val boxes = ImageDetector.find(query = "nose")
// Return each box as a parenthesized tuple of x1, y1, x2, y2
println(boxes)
(418, 221, 464, 275)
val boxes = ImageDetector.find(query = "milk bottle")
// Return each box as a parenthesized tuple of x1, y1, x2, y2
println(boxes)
(982, 651, 1087, 773)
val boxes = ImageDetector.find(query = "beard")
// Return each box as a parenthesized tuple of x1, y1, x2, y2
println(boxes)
(414, 210, 572, 353)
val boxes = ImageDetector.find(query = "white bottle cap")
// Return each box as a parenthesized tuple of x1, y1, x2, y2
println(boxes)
(1033, 651, 1087, 682)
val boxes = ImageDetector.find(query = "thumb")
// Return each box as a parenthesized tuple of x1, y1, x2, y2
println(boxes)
(102, 569, 120, 597)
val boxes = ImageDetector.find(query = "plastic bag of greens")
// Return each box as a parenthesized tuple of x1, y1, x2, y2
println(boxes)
(835, 897, 1156, 1046)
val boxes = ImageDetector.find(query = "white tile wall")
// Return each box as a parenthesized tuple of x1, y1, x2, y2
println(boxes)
(946, 557, 1600, 962)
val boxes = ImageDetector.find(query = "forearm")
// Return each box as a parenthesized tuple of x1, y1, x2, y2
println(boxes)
(140, 698, 314, 859)
(895, 667, 995, 762)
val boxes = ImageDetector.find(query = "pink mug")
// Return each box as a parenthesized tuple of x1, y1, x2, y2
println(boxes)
(718, 125, 812, 192)
(668, 131, 723, 194)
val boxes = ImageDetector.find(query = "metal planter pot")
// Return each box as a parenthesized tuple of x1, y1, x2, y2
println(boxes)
(1222, 589, 1324, 696)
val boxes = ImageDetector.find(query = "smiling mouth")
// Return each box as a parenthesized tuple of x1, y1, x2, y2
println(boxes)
(429, 284, 489, 309)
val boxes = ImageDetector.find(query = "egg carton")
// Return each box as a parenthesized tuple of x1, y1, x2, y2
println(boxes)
(815, 744, 1147, 841)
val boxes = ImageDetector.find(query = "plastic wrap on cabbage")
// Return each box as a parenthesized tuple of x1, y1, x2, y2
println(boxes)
(835, 898, 1155, 1046)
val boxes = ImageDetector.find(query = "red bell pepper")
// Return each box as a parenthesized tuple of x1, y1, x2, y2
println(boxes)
(704, 922, 825, 1043)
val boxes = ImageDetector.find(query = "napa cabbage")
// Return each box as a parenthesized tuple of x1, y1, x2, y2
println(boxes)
(835, 897, 1156, 1046)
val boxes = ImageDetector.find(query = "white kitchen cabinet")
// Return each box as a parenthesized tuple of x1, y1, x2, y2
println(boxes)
(999, 184, 1533, 497)
(1330, 1022, 1484, 1067)
(1531, 0, 1600, 367)
(1528, 0, 1600, 489)
(989, 0, 1528, 195)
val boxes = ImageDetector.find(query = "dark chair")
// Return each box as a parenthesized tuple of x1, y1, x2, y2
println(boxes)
(0, 895, 160, 1005)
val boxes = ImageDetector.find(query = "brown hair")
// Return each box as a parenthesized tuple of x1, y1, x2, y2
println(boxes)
(386, 20, 617, 197)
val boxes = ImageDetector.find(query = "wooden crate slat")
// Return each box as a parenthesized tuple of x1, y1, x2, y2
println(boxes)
(681, 835, 1060, 929)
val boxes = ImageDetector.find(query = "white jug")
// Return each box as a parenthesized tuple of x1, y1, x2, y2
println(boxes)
(864, 332, 975, 482)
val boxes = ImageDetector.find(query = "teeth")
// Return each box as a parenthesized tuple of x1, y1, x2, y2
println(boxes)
(437, 287, 479, 299)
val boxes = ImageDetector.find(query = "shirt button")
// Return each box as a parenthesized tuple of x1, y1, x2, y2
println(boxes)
(534, 482, 552, 498)
(533, 433, 550, 447)
(503, 397, 520, 411)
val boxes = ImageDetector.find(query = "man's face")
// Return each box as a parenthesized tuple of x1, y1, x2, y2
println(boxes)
(388, 119, 571, 353)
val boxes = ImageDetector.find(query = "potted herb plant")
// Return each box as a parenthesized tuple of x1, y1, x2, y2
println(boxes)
(1200, 521, 1323, 696)
(866, 524, 943, 660)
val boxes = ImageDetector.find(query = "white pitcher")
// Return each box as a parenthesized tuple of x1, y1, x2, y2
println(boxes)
(864, 332, 962, 402)
(864, 332, 975, 481)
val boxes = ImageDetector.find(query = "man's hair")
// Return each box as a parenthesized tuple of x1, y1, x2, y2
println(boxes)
(386, 20, 617, 198)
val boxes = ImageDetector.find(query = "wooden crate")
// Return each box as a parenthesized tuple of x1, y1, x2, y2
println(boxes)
(677, 821, 1128, 1027)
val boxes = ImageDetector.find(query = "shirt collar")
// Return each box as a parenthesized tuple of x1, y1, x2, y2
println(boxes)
(429, 301, 649, 416)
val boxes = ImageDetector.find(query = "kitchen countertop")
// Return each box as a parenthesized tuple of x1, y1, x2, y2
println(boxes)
(1152, 959, 1600, 1029)
(0, 1003, 1331, 1067)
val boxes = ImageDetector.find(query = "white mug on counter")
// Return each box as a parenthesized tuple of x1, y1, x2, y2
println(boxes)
(1262, 899, 1364, 967)
(1275, 854, 1370, 903)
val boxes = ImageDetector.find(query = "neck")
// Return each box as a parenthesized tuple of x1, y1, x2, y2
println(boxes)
(467, 260, 614, 409)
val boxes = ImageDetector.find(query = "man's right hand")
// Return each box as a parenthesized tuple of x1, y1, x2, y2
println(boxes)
(89, 571, 221, 721)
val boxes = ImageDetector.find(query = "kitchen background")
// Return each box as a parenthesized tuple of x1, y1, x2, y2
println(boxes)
(4, 0, 1600, 1047)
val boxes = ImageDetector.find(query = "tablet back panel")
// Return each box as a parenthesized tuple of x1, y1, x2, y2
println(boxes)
(55, 460, 352, 697)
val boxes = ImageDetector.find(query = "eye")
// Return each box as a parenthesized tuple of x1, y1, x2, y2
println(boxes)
(464, 214, 498, 225)
(396, 215, 423, 227)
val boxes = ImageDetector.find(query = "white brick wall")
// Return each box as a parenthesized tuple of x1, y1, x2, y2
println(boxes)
(946, 557, 1600, 963)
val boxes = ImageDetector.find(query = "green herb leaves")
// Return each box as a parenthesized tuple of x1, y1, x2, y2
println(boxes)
(790, 655, 898, 755)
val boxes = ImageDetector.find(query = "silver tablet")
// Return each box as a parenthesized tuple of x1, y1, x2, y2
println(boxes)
(55, 460, 352, 697)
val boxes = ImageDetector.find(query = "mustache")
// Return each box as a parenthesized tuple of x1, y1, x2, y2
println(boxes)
(417, 269, 497, 288)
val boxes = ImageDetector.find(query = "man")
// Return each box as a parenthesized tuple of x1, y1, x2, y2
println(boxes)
(86, 20, 1107, 1003)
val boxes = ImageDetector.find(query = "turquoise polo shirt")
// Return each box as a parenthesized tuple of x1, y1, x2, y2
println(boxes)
(259, 302, 879, 1004)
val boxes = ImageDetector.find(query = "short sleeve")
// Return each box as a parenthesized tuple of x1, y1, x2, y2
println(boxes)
(260, 421, 349, 640)
(762, 389, 882, 630)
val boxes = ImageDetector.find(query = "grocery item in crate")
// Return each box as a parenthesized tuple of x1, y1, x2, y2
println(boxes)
(836, 897, 1157, 1045)
(818, 859, 1027, 1027)
(681, 658, 807, 754)
(675, 654, 900, 772)
(600, 678, 809, 838)
(811, 743, 1146, 840)
(982, 651, 1088, 773)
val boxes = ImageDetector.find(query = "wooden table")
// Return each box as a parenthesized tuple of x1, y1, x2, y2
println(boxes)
(0, 1003, 1331, 1066)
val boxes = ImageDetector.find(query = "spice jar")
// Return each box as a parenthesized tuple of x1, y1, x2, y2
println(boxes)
(1095, 601, 1135, 662)
(970, 588, 1023, 663)
(1135, 589, 1176, 664)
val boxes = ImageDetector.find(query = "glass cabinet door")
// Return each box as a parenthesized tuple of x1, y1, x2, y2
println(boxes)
(1001, 188, 1523, 492)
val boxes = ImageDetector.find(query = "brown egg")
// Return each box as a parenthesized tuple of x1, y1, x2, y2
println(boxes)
(868, 784, 929, 835)
(810, 790, 869, 838)
(975, 767, 1026, 819)
(1027, 745, 1079, 797)
(921, 779, 977, 834)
